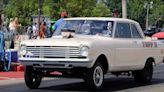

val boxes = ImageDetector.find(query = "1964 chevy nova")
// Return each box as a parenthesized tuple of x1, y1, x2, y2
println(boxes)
(19, 17, 164, 90)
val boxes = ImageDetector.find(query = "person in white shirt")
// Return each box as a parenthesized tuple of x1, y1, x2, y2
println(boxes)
(32, 23, 38, 39)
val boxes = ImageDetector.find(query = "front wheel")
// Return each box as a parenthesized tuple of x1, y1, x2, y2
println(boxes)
(84, 62, 104, 90)
(24, 66, 42, 89)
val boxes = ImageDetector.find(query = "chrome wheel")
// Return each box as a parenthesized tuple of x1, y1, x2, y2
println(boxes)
(84, 62, 104, 90)
(93, 66, 103, 87)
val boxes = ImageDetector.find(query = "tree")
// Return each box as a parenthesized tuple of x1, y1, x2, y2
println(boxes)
(42, 0, 55, 17)
(106, 0, 122, 16)
(3, 0, 38, 25)
(127, 0, 146, 29)
(148, 0, 164, 25)
(91, 3, 110, 17)
(4, 0, 163, 27)
(56, 0, 97, 17)
(51, 0, 111, 17)
(127, 0, 145, 19)
(2, 0, 111, 25)
(0, 0, 10, 14)
(127, 0, 164, 28)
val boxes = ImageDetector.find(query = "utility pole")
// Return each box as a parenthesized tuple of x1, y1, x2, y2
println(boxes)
(146, 5, 149, 31)
(38, 0, 41, 34)
(0, 0, 3, 30)
(122, 0, 127, 18)
(144, 1, 153, 31)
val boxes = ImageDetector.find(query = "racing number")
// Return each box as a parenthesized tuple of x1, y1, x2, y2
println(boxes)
(142, 42, 157, 48)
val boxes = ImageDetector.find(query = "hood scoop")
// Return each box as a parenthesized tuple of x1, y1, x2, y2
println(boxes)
(61, 29, 75, 39)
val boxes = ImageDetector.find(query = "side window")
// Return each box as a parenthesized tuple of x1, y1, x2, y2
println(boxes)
(115, 23, 131, 38)
(131, 24, 141, 38)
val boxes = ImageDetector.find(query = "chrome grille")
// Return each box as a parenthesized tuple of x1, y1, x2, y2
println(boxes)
(26, 46, 83, 58)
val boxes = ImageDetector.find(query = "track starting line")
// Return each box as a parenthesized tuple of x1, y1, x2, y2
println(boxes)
(0, 71, 24, 80)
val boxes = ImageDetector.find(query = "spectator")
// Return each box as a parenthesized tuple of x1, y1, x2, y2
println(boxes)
(32, 23, 38, 39)
(45, 23, 51, 38)
(155, 17, 163, 32)
(50, 20, 56, 36)
(113, 8, 119, 17)
(39, 22, 46, 38)
(9, 17, 21, 48)
(8, 18, 15, 48)
(9, 18, 14, 32)
(53, 10, 68, 31)
(13, 17, 21, 34)
(27, 25, 32, 39)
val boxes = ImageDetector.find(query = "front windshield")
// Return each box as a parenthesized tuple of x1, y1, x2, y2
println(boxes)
(54, 20, 113, 36)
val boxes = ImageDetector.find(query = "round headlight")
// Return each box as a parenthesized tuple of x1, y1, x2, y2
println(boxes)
(80, 46, 89, 57)
(19, 45, 26, 56)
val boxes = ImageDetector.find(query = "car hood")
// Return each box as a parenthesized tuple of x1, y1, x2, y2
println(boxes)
(21, 35, 112, 47)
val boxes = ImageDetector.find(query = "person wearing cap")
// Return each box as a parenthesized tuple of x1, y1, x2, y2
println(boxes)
(53, 11, 67, 31)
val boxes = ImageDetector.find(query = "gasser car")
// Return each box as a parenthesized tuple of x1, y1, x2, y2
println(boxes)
(19, 17, 164, 90)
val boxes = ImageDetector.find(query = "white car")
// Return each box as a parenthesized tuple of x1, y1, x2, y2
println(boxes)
(19, 17, 164, 90)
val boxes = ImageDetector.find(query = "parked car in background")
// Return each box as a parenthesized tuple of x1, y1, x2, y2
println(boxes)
(162, 27, 164, 31)
(144, 26, 156, 36)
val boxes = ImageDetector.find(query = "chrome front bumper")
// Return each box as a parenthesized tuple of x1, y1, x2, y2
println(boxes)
(19, 58, 92, 68)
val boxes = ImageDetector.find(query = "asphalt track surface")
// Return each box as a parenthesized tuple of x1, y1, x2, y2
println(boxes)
(1, 64, 164, 92)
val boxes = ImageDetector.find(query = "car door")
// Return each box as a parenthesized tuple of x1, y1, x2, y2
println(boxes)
(130, 23, 144, 67)
(113, 22, 143, 71)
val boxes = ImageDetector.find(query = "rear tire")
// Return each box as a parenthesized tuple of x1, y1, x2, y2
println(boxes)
(25, 66, 42, 89)
(133, 60, 153, 84)
(84, 62, 104, 90)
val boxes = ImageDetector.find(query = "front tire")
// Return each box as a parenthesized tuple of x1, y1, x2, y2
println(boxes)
(133, 60, 153, 84)
(25, 66, 42, 89)
(85, 62, 104, 90)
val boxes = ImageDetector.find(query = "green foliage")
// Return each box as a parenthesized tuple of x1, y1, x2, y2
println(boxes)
(127, 0, 145, 19)
(149, 0, 164, 25)
(127, 0, 164, 25)
(106, 0, 164, 28)
(107, 0, 122, 13)
(54, 0, 98, 17)
(3, 0, 38, 25)
(2, 0, 164, 27)
(52, 0, 111, 17)
(42, 0, 54, 17)
(91, 3, 110, 17)
(3, 0, 110, 25)
(126, 0, 146, 28)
